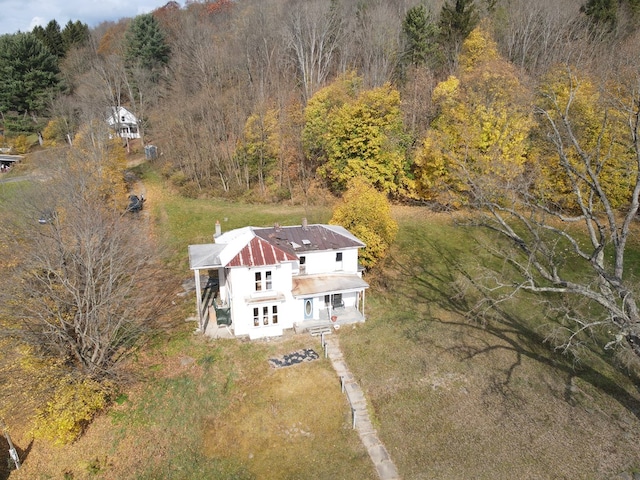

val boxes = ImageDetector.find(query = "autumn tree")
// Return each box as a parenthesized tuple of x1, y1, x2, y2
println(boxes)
(330, 177, 398, 269)
(0, 136, 163, 378)
(414, 24, 533, 207)
(239, 106, 281, 197)
(304, 72, 412, 196)
(283, 0, 345, 101)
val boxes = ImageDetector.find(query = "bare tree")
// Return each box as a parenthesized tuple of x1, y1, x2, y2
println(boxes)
(460, 62, 640, 359)
(283, 0, 345, 102)
(0, 146, 166, 378)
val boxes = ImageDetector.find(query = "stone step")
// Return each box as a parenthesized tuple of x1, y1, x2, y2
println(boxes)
(309, 326, 332, 336)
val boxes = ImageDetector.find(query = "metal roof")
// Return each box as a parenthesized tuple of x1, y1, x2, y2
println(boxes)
(189, 224, 365, 270)
(292, 274, 369, 297)
(227, 236, 298, 267)
(254, 224, 365, 255)
(188, 243, 225, 269)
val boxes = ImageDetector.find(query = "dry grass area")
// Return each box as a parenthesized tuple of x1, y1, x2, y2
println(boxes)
(339, 213, 640, 479)
(3, 324, 374, 480)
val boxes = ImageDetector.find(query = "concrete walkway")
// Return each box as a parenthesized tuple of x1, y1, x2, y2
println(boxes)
(322, 334, 401, 480)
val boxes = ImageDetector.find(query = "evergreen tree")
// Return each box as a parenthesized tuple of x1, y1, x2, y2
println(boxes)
(438, 0, 479, 69)
(581, 0, 617, 29)
(0, 33, 60, 115)
(124, 14, 170, 71)
(61, 20, 90, 51)
(401, 4, 440, 68)
(33, 20, 65, 58)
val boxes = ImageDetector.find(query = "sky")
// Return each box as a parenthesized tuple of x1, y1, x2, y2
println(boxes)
(0, 0, 183, 35)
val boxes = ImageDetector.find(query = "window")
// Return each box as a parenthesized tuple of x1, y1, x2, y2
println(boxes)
(324, 294, 330, 306)
(254, 270, 273, 292)
(299, 256, 306, 274)
(336, 252, 343, 262)
(300, 256, 306, 265)
(252, 304, 279, 327)
(332, 293, 344, 308)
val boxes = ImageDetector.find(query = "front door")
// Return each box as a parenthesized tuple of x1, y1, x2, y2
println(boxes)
(303, 298, 313, 320)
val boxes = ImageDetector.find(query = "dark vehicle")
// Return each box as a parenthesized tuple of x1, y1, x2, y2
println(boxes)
(38, 209, 56, 224)
(126, 194, 145, 213)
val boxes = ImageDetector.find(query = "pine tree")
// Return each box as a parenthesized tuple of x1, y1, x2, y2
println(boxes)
(124, 14, 171, 71)
(0, 33, 60, 115)
(401, 4, 440, 68)
(438, 0, 479, 69)
(61, 20, 90, 51)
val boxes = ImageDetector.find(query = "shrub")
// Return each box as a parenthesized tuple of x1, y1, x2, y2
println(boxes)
(32, 377, 114, 445)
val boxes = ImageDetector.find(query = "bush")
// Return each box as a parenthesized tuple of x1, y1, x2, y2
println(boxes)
(32, 377, 114, 445)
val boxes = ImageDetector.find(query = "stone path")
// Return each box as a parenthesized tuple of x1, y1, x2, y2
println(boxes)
(322, 334, 401, 480)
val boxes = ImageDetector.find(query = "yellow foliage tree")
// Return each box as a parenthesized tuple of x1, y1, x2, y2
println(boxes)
(415, 23, 533, 207)
(70, 120, 128, 209)
(241, 106, 281, 196)
(330, 177, 398, 269)
(304, 72, 412, 196)
(533, 65, 636, 211)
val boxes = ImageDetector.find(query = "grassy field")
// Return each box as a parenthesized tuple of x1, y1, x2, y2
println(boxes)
(4, 162, 640, 479)
(340, 207, 640, 478)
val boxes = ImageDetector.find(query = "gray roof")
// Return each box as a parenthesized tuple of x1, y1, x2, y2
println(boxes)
(188, 243, 226, 269)
(254, 224, 365, 256)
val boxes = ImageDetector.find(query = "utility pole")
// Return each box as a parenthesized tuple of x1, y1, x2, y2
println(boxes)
(0, 419, 21, 470)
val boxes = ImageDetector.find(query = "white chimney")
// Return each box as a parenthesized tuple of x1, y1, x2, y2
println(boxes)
(302, 217, 308, 230)
(214, 220, 222, 239)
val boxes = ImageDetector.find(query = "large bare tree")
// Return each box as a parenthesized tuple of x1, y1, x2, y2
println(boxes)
(0, 142, 166, 378)
(460, 60, 640, 360)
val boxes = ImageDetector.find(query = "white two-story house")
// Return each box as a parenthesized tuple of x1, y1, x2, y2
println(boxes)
(106, 106, 141, 139)
(188, 220, 369, 339)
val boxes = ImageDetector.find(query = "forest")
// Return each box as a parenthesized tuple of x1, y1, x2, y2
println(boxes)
(1, 0, 638, 204)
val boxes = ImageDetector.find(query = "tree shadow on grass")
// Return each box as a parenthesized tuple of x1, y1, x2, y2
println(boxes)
(0, 435, 33, 480)
(380, 232, 640, 421)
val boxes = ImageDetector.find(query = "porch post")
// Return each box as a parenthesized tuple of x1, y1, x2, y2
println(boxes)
(194, 268, 203, 331)
(362, 289, 365, 317)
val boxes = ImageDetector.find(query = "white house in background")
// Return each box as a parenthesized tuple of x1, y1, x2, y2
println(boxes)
(106, 106, 140, 139)
(188, 220, 369, 340)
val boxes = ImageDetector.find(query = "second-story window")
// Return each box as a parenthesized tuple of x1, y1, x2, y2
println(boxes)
(336, 252, 343, 262)
(255, 270, 273, 292)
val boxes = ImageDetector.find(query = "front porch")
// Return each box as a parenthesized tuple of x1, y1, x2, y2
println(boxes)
(294, 306, 365, 334)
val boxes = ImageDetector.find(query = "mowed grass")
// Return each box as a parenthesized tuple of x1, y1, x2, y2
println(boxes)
(137, 163, 332, 271)
(339, 207, 640, 479)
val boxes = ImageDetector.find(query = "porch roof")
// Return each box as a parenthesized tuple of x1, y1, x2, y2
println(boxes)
(292, 274, 369, 297)
(188, 243, 225, 269)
